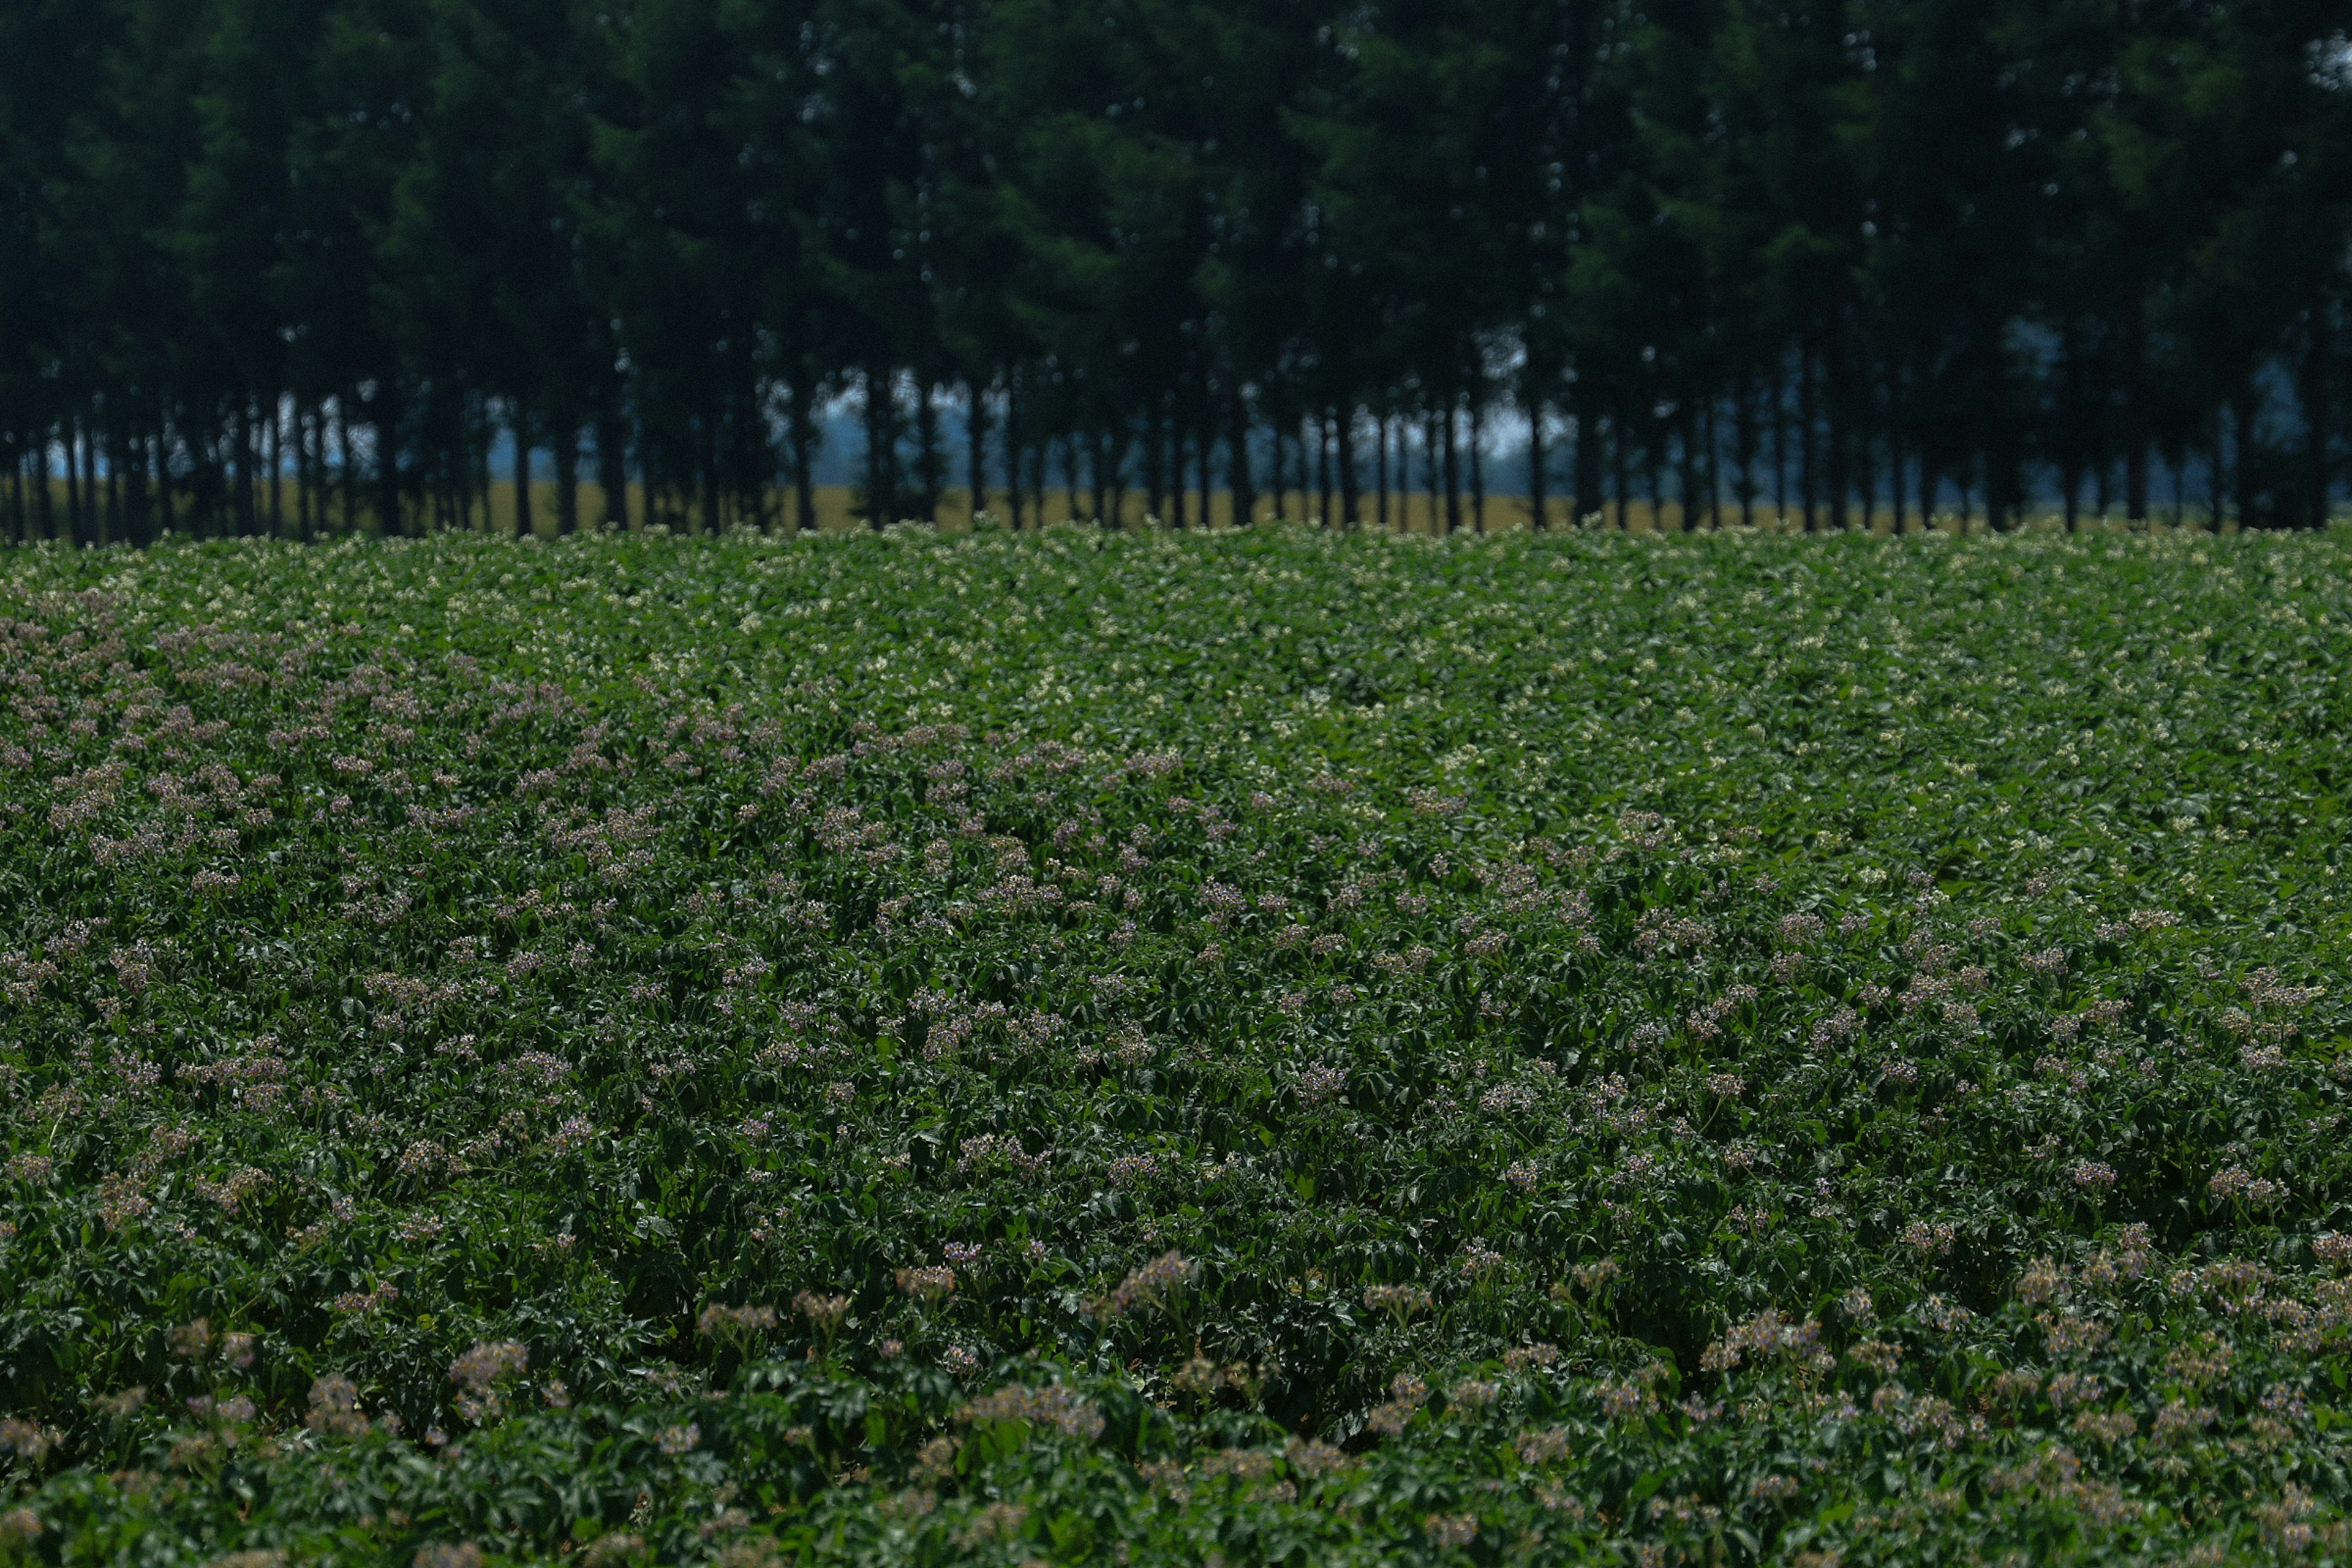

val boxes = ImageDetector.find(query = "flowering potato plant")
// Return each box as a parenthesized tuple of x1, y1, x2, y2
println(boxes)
(0, 525, 2349, 1564)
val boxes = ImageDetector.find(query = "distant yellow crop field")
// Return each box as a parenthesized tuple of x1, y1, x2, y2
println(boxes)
(498, 485, 2147, 537)
(18, 477, 2209, 540)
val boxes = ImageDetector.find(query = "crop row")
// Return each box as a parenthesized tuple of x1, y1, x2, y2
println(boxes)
(0, 527, 2346, 1564)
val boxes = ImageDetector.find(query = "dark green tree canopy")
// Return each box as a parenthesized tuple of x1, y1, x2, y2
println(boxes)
(2, 0, 2347, 541)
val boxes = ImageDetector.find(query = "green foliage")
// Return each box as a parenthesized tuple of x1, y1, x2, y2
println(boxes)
(3, 1, 2349, 541)
(0, 526, 2350, 1563)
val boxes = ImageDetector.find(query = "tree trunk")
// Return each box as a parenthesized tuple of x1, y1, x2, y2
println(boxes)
(2210, 405, 2228, 531)
(1735, 379, 1755, 529)
(1705, 399, 1722, 530)
(1423, 409, 1441, 532)
(1006, 379, 1027, 529)
(598, 414, 632, 530)
(126, 423, 151, 545)
(1142, 398, 1164, 522)
(474, 421, 492, 531)
(2232, 384, 2258, 530)
(1855, 402, 1874, 533)
(1087, 428, 1109, 526)
(1890, 424, 1906, 536)
(374, 391, 404, 536)
(203, 411, 221, 540)
(512, 409, 533, 537)
(1574, 379, 1603, 527)
(1612, 410, 1630, 530)
(92, 423, 109, 545)
(1016, 433, 1034, 525)
(1826, 341, 1850, 532)
(1314, 410, 1331, 527)
(863, 366, 895, 529)
(1269, 421, 1287, 524)
(43, 429, 62, 543)
(2124, 292, 2150, 524)
(1468, 399, 1485, 532)
(2060, 328, 2079, 533)
(1645, 421, 1662, 532)
(1296, 417, 1311, 522)
(320, 404, 336, 535)
(915, 379, 941, 523)
(103, 423, 123, 544)
(1526, 397, 1547, 529)
(1195, 385, 1213, 527)
(80, 418, 99, 546)
(967, 380, 990, 526)
(267, 401, 282, 535)
(2302, 308, 2332, 530)
(336, 399, 355, 533)
(1232, 385, 1251, 526)
(242, 402, 264, 535)
(1268, 417, 1284, 521)
(469, 418, 485, 529)
(1994, 438, 2020, 533)
(1678, 409, 1698, 532)
(703, 419, 725, 533)
(554, 423, 579, 535)
(160, 426, 179, 538)
(1770, 368, 1787, 526)
(295, 404, 315, 540)
(1798, 342, 1818, 532)
(1169, 404, 1186, 527)
(1337, 407, 1359, 528)
(1442, 401, 1461, 532)
(1326, 412, 1340, 524)
(1376, 414, 1391, 530)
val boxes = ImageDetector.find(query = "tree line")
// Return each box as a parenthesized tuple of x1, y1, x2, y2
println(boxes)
(2, 0, 2349, 545)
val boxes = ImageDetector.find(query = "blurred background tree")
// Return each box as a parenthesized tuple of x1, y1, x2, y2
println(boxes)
(1, 0, 2345, 538)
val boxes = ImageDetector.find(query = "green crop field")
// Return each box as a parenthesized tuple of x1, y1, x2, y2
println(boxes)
(2, 526, 2350, 1566)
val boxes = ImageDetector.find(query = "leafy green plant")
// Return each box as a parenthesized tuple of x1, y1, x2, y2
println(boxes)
(0, 526, 2348, 1564)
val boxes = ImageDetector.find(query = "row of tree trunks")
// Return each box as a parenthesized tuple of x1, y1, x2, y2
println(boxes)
(6, 360, 2333, 543)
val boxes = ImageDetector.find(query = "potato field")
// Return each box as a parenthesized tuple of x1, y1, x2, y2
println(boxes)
(1, 526, 2349, 1566)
